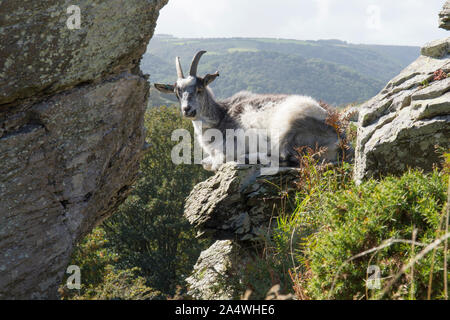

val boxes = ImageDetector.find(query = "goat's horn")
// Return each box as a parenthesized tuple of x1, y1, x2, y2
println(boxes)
(176, 56, 184, 79)
(189, 50, 207, 77)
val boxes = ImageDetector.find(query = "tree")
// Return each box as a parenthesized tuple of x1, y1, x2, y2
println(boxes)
(103, 106, 211, 295)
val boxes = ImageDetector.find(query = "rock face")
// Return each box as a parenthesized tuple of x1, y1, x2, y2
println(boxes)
(185, 163, 298, 299)
(185, 163, 299, 241)
(0, 0, 166, 106)
(439, 1, 450, 30)
(186, 240, 252, 300)
(354, 37, 450, 183)
(0, 0, 168, 299)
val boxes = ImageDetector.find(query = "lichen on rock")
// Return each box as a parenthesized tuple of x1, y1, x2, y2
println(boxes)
(354, 37, 450, 184)
(0, 0, 168, 106)
(184, 163, 299, 299)
(0, 0, 168, 299)
(184, 163, 299, 242)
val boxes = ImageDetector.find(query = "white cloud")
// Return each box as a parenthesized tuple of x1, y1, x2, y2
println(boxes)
(154, 0, 448, 45)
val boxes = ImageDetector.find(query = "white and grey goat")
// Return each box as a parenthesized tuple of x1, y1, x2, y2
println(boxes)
(154, 51, 341, 171)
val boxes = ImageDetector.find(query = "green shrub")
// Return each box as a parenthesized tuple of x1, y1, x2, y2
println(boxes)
(102, 106, 211, 296)
(247, 146, 448, 300)
(63, 106, 211, 299)
(286, 171, 448, 299)
(302, 169, 448, 299)
(239, 152, 355, 300)
(73, 266, 161, 300)
(59, 228, 158, 300)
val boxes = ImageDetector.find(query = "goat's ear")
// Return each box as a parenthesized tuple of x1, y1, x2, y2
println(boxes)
(202, 72, 219, 87)
(154, 83, 175, 94)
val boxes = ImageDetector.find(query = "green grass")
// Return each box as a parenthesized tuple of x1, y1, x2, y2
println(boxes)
(301, 169, 448, 299)
(250, 38, 319, 46)
(227, 48, 259, 53)
(239, 153, 449, 300)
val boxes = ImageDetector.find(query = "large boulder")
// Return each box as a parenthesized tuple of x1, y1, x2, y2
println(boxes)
(184, 163, 299, 299)
(185, 163, 299, 242)
(0, 0, 168, 299)
(354, 37, 450, 183)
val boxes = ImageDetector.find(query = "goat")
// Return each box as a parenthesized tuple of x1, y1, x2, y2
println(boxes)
(154, 51, 341, 172)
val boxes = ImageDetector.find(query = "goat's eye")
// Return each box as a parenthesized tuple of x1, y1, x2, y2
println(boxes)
(196, 87, 203, 94)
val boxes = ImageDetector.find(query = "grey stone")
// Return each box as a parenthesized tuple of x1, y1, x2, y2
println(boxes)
(439, 0, 450, 30)
(184, 163, 300, 299)
(184, 163, 299, 241)
(0, 0, 168, 106)
(342, 105, 360, 122)
(421, 38, 450, 58)
(0, 0, 167, 299)
(186, 240, 252, 300)
(354, 38, 450, 184)
(0, 72, 149, 299)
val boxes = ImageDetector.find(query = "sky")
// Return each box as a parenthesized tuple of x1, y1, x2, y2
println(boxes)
(154, 0, 448, 46)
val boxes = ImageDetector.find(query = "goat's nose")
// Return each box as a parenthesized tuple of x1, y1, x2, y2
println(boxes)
(183, 106, 191, 113)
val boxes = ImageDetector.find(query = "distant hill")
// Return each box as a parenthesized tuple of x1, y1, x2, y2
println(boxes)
(141, 35, 420, 106)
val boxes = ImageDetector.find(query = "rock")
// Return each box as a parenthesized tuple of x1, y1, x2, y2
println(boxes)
(184, 163, 299, 241)
(421, 38, 450, 58)
(439, 0, 450, 30)
(186, 239, 295, 300)
(0, 72, 148, 299)
(186, 240, 252, 300)
(0, 0, 167, 106)
(354, 38, 450, 184)
(0, 0, 168, 299)
(184, 163, 299, 299)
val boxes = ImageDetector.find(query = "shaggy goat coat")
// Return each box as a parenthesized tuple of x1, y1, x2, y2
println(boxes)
(195, 89, 340, 167)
